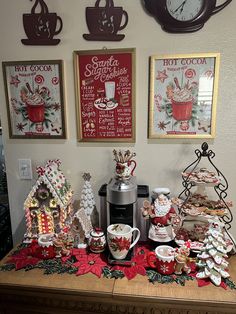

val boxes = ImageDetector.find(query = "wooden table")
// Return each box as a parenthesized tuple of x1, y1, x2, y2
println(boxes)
(0, 252, 236, 314)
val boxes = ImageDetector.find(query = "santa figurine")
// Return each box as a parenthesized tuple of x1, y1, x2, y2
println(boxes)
(141, 193, 178, 243)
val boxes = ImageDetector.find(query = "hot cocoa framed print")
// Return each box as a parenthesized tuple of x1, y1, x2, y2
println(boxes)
(2, 60, 66, 139)
(148, 53, 220, 139)
(74, 48, 135, 142)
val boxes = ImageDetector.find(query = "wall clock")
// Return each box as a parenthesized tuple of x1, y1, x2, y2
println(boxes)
(143, 0, 232, 33)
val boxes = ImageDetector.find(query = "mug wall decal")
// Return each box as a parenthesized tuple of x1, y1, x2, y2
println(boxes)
(21, 0, 63, 45)
(83, 0, 128, 41)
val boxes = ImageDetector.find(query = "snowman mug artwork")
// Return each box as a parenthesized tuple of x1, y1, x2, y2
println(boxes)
(107, 224, 140, 260)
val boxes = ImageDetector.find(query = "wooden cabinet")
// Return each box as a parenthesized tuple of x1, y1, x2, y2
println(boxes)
(0, 251, 236, 314)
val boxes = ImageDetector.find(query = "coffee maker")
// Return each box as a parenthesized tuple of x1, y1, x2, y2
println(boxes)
(107, 176, 137, 227)
(99, 150, 149, 241)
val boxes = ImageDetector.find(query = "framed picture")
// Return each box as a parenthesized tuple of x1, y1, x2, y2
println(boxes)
(74, 48, 135, 142)
(2, 60, 66, 139)
(148, 53, 220, 139)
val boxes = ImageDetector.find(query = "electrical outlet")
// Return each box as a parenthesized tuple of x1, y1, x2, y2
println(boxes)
(18, 159, 32, 180)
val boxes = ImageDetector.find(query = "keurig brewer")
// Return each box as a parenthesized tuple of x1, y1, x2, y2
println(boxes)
(99, 150, 149, 240)
(107, 149, 137, 227)
(107, 176, 137, 227)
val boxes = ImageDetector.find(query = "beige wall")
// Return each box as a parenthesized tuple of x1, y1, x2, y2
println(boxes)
(0, 0, 236, 244)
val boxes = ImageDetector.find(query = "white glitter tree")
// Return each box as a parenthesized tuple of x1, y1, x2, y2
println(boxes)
(196, 222, 230, 286)
(79, 173, 99, 228)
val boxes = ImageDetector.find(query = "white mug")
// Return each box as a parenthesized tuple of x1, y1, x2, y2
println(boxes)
(107, 224, 140, 260)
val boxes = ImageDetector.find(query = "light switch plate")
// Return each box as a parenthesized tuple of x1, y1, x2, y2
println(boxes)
(18, 159, 32, 180)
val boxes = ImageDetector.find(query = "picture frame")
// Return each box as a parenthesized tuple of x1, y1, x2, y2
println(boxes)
(2, 60, 66, 139)
(74, 48, 136, 142)
(148, 53, 220, 139)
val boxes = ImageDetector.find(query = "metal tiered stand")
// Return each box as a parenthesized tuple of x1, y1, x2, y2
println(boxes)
(178, 142, 236, 254)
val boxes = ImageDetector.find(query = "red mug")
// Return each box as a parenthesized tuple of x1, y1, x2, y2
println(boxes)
(147, 245, 176, 275)
(115, 160, 136, 178)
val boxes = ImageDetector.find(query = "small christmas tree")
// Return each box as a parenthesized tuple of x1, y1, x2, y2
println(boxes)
(196, 222, 230, 286)
(80, 173, 98, 227)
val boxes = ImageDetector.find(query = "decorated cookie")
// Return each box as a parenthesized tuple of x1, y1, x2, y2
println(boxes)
(209, 269, 221, 286)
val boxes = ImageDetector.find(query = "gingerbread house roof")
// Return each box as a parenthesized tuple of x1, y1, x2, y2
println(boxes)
(24, 159, 73, 209)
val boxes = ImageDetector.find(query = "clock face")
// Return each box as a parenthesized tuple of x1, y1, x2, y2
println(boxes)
(166, 0, 204, 22)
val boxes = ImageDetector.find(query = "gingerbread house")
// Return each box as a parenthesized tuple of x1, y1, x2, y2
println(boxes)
(23, 159, 74, 242)
(70, 207, 93, 248)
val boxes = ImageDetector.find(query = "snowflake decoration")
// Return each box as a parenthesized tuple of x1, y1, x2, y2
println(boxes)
(160, 264, 169, 274)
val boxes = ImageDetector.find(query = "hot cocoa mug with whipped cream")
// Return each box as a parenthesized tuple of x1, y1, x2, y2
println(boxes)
(171, 87, 193, 121)
(26, 92, 45, 123)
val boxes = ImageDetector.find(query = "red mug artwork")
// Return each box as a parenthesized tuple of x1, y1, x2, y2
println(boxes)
(171, 77, 193, 121)
(24, 83, 45, 123)
(147, 245, 176, 275)
(83, 0, 128, 41)
(21, 0, 63, 45)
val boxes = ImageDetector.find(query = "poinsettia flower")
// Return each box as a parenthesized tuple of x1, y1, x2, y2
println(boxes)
(135, 244, 152, 268)
(112, 254, 146, 280)
(74, 253, 107, 278)
(110, 237, 131, 251)
(196, 277, 227, 290)
(7, 247, 41, 270)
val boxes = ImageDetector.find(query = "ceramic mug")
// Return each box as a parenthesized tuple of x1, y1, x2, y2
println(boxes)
(115, 160, 136, 179)
(107, 224, 140, 260)
(147, 245, 176, 275)
(31, 234, 55, 259)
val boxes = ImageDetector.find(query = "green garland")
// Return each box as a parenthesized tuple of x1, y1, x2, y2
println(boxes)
(224, 278, 236, 290)
(146, 270, 194, 286)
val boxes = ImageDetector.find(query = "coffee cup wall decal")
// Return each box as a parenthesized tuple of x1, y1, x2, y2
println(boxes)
(21, 0, 63, 45)
(83, 0, 128, 41)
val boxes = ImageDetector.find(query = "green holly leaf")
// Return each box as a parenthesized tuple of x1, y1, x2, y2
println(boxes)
(223, 278, 236, 290)
(0, 263, 15, 271)
(110, 270, 125, 279)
